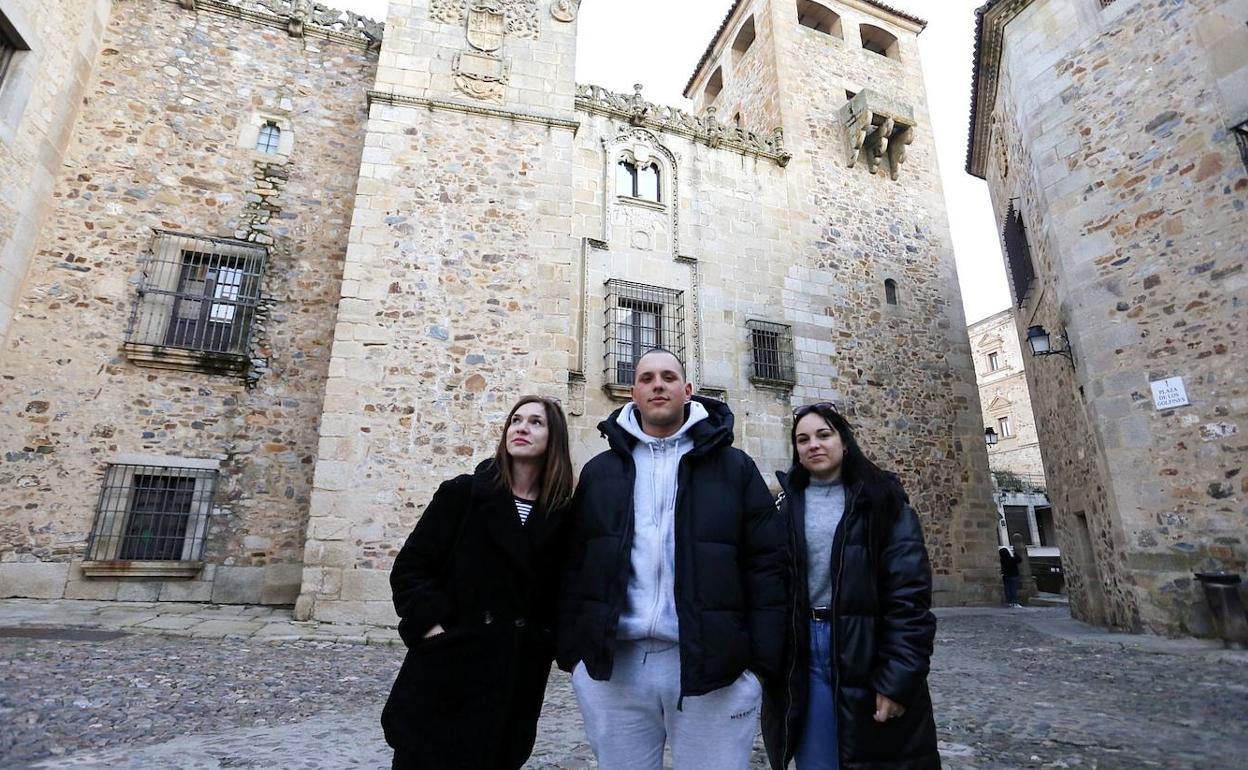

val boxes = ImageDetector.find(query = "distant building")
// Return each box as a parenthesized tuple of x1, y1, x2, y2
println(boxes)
(967, 0, 1247, 634)
(969, 308, 1061, 593)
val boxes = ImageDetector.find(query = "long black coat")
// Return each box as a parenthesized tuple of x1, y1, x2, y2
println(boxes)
(555, 396, 788, 696)
(761, 469, 940, 770)
(382, 461, 568, 770)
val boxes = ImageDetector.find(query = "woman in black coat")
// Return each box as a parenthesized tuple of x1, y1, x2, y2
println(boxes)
(761, 403, 940, 770)
(381, 395, 575, 770)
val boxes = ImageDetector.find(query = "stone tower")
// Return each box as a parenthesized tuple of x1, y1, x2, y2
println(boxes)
(683, 0, 1001, 604)
(295, 0, 584, 622)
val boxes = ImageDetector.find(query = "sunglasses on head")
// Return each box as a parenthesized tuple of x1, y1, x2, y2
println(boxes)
(793, 402, 838, 419)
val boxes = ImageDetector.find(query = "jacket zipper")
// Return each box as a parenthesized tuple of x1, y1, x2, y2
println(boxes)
(780, 479, 799, 764)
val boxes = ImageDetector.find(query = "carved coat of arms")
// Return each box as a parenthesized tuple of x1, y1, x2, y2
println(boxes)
(466, 1, 506, 52)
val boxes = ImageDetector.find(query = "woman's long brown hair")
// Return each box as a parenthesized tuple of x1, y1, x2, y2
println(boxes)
(493, 395, 575, 515)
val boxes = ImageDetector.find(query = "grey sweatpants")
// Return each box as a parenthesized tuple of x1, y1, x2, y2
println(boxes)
(571, 639, 762, 770)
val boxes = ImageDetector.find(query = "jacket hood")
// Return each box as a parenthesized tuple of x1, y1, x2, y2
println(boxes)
(598, 394, 735, 458)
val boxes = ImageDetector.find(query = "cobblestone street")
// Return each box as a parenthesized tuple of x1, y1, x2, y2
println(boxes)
(1, 602, 1244, 769)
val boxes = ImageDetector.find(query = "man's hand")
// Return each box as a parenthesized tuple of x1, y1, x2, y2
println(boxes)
(874, 692, 905, 723)
(423, 623, 446, 639)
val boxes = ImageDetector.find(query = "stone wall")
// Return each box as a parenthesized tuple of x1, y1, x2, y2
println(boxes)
(970, 308, 1047, 481)
(0, 0, 112, 344)
(973, 0, 1248, 634)
(0, 0, 376, 603)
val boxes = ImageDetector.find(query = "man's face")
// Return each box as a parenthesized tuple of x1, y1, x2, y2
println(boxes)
(631, 351, 693, 434)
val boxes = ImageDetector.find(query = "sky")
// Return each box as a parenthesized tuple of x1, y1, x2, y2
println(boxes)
(334, 1, 1010, 325)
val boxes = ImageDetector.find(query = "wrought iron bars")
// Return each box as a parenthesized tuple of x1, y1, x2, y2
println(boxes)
(746, 319, 795, 386)
(85, 464, 218, 562)
(126, 230, 267, 359)
(604, 279, 685, 387)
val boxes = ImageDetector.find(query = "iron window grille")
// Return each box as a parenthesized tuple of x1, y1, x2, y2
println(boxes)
(604, 280, 684, 388)
(126, 230, 266, 362)
(747, 319, 795, 386)
(256, 121, 281, 154)
(85, 464, 217, 563)
(617, 159, 662, 202)
(1002, 202, 1036, 307)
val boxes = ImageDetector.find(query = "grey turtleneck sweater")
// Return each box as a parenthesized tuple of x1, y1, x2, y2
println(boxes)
(804, 477, 845, 608)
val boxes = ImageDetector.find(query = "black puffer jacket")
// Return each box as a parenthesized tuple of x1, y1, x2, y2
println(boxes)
(556, 396, 788, 696)
(761, 468, 940, 770)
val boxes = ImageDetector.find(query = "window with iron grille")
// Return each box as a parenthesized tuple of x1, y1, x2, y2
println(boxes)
(256, 121, 281, 154)
(747, 319, 795, 387)
(604, 280, 684, 388)
(85, 464, 217, 563)
(125, 231, 266, 371)
(616, 159, 662, 203)
(1002, 202, 1036, 307)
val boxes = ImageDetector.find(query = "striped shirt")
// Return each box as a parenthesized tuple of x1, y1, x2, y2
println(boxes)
(514, 496, 536, 525)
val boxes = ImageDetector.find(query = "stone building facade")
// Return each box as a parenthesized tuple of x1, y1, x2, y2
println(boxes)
(968, 0, 1248, 634)
(1, 0, 1001, 621)
(969, 307, 1058, 591)
(970, 307, 1046, 481)
(0, 0, 380, 604)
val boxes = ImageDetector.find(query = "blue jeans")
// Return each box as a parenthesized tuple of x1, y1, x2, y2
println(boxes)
(794, 619, 839, 770)
(1004, 575, 1021, 605)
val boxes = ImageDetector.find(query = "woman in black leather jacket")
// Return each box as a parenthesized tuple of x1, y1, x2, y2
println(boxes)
(761, 402, 940, 770)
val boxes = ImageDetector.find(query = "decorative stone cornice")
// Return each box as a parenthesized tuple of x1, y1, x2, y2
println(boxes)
(366, 90, 582, 132)
(575, 83, 792, 167)
(171, 0, 384, 51)
(966, 0, 1036, 178)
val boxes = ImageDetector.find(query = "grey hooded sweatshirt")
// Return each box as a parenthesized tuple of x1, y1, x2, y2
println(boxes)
(615, 400, 709, 642)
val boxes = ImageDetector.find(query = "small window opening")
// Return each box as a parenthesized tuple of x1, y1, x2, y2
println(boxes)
(733, 111, 743, 127)
(884, 278, 898, 305)
(256, 121, 281, 154)
(704, 66, 724, 104)
(845, 90, 857, 102)
(997, 415, 1013, 438)
(988, 351, 1000, 371)
(0, 10, 31, 90)
(617, 159, 662, 203)
(860, 24, 900, 60)
(796, 0, 843, 39)
(731, 16, 756, 66)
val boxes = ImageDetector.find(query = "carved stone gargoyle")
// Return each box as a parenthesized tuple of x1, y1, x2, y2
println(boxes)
(839, 90, 917, 181)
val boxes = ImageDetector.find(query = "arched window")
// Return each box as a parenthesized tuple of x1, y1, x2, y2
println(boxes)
(796, 0, 843, 39)
(256, 121, 281, 154)
(731, 16, 756, 66)
(884, 278, 898, 305)
(860, 24, 900, 60)
(704, 66, 724, 104)
(617, 159, 662, 203)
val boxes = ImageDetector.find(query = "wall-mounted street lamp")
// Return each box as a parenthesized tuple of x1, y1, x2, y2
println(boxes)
(1026, 325, 1075, 367)
(985, 427, 999, 446)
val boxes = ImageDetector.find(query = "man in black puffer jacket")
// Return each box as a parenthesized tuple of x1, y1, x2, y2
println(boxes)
(557, 349, 787, 770)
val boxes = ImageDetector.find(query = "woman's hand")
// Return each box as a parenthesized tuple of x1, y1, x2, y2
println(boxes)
(874, 692, 906, 723)
(423, 623, 446, 639)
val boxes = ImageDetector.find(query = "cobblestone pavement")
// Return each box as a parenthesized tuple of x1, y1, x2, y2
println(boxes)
(1, 602, 1245, 769)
